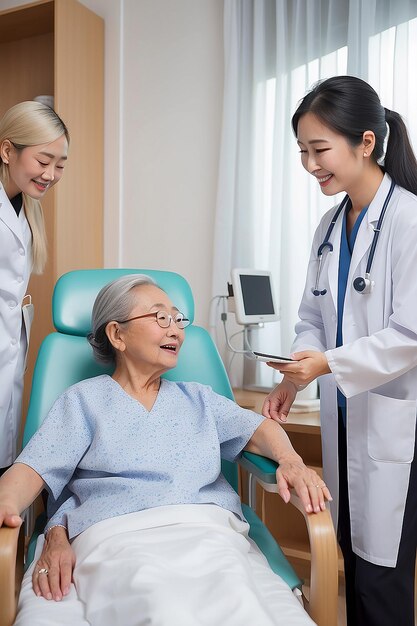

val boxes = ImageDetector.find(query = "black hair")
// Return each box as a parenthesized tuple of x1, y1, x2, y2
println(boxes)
(292, 75, 417, 195)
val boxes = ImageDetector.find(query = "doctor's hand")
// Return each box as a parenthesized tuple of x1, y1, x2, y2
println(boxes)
(33, 525, 75, 601)
(268, 350, 330, 388)
(262, 378, 298, 423)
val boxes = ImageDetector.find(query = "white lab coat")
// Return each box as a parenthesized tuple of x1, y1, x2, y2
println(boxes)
(292, 174, 417, 567)
(0, 183, 32, 467)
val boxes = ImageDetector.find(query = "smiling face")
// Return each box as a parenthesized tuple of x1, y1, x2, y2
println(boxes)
(1, 134, 68, 200)
(110, 284, 185, 376)
(296, 112, 368, 198)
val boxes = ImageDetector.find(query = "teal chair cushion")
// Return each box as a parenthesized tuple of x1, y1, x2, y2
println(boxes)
(243, 505, 301, 590)
(53, 268, 194, 335)
(23, 269, 302, 590)
(240, 451, 279, 483)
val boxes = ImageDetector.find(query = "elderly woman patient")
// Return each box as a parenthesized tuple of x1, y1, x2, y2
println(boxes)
(0, 275, 330, 626)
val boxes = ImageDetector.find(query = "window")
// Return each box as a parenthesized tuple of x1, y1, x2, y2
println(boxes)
(214, 1, 417, 391)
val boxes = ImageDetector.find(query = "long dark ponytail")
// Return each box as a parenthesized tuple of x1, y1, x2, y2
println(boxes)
(292, 76, 417, 196)
(384, 108, 417, 195)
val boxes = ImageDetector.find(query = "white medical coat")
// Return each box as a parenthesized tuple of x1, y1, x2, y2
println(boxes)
(0, 183, 32, 467)
(293, 174, 417, 566)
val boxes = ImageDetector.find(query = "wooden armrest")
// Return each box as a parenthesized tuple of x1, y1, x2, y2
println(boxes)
(240, 453, 339, 625)
(289, 493, 338, 626)
(0, 525, 24, 626)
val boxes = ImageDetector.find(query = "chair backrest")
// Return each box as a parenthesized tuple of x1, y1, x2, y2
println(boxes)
(24, 269, 237, 489)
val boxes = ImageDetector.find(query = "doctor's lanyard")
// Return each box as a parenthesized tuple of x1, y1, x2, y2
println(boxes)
(311, 179, 396, 296)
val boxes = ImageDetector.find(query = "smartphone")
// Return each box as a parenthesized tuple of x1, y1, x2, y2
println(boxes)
(252, 351, 295, 364)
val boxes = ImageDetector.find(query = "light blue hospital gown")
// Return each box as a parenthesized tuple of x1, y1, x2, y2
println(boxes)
(16, 375, 264, 539)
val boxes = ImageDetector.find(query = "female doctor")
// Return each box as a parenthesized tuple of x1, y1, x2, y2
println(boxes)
(0, 101, 69, 474)
(262, 76, 417, 626)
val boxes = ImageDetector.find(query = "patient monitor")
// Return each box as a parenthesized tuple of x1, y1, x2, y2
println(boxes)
(230, 269, 278, 326)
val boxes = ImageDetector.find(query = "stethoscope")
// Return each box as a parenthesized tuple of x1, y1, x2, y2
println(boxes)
(312, 180, 396, 296)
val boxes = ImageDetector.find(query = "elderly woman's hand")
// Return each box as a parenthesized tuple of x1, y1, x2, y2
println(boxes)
(245, 419, 333, 514)
(33, 526, 75, 601)
(276, 454, 332, 514)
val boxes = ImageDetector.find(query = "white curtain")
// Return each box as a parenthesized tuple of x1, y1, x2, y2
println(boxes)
(212, 0, 417, 389)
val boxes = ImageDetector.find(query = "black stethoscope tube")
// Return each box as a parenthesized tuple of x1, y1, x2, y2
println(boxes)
(312, 180, 396, 296)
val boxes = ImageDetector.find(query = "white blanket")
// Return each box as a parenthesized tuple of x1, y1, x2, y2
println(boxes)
(15, 504, 315, 626)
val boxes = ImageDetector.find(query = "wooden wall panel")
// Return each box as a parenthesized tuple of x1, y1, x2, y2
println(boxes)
(0, 33, 54, 117)
(54, 0, 104, 277)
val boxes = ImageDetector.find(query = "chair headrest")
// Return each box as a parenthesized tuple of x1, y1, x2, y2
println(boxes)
(53, 269, 195, 336)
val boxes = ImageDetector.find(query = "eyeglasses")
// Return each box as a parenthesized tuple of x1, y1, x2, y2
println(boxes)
(116, 310, 190, 329)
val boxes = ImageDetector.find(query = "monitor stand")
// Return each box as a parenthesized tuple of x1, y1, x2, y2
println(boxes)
(242, 326, 266, 391)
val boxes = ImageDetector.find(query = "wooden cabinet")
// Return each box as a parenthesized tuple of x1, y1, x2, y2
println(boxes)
(0, 0, 104, 417)
(234, 388, 344, 581)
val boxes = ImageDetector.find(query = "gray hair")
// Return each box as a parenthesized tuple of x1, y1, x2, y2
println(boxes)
(88, 274, 157, 364)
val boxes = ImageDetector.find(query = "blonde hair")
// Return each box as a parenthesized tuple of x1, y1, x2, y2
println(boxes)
(0, 101, 69, 274)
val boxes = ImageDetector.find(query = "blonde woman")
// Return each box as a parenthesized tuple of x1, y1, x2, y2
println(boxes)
(0, 101, 69, 473)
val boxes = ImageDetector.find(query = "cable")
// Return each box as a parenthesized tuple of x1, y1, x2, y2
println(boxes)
(229, 328, 245, 343)
(211, 293, 263, 359)
(208, 295, 228, 344)
(221, 316, 259, 356)
(221, 318, 249, 354)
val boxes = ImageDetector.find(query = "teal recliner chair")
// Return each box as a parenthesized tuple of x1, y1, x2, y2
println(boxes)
(0, 269, 338, 626)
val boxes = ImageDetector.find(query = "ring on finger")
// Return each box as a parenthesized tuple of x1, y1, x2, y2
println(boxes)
(38, 568, 49, 576)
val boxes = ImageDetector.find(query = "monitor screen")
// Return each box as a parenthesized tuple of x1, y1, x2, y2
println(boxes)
(231, 269, 279, 325)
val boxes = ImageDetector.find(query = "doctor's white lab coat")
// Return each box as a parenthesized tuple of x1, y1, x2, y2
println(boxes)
(0, 183, 32, 467)
(292, 174, 417, 567)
